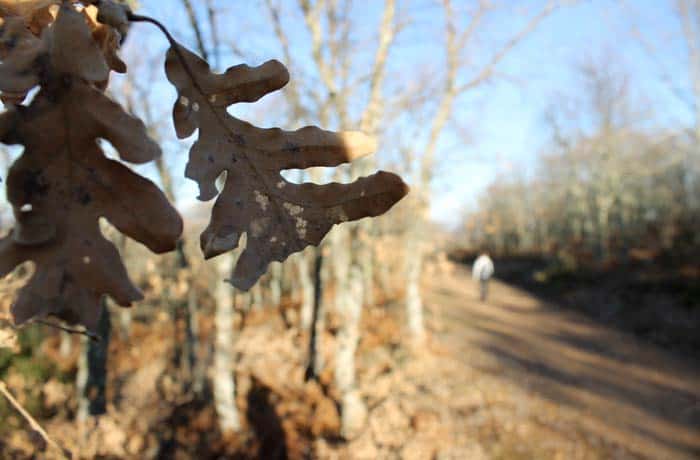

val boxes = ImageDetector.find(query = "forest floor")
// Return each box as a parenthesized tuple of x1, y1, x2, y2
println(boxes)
(2, 261, 699, 459)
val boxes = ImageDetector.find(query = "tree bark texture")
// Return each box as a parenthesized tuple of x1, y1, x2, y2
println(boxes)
(213, 254, 241, 432)
(335, 266, 367, 439)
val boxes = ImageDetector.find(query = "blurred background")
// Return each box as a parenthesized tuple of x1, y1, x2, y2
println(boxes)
(1, 0, 699, 459)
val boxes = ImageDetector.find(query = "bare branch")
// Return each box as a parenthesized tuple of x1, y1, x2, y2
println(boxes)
(359, 0, 397, 134)
(419, 0, 559, 184)
(0, 381, 73, 459)
(455, 1, 558, 94)
(206, 0, 220, 67)
(179, 0, 209, 60)
(265, 0, 308, 121)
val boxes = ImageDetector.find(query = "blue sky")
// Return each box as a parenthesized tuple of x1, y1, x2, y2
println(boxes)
(137, 0, 690, 225)
(2, 1, 691, 229)
(425, 0, 692, 225)
(120, 1, 693, 228)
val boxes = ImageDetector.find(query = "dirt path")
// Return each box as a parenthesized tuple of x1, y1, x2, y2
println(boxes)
(424, 264, 700, 460)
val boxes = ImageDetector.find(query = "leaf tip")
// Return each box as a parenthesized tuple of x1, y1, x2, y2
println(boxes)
(201, 229, 240, 259)
(342, 131, 378, 160)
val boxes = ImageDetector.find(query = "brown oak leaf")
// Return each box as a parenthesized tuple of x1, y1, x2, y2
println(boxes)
(165, 43, 408, 290)
(83, 5, 127, 75)
(0, 2, 122, 102)
(0, 15, 45, 104)
(0, 81, 183, 331)
(0, 1, 57, 22)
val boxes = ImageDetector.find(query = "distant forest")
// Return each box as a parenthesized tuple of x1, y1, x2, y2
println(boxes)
(461, 58, 700, 270)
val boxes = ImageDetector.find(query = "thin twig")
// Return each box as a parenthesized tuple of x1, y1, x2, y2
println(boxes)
(0, 380, 73, 459)
(205, 0, 220, 68)
(179, 0, 209, 61)
(33, 319, 101, 342)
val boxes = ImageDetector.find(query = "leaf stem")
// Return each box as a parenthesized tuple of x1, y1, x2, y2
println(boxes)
(127, 13, 207, 94)
(33, 319, 101, 342)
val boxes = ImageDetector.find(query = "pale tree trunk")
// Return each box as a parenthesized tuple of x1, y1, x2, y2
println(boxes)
(335, 266, 368, 439)
(250, 282, 263, 310)
(76, 301, 111, 422)
(404, 228, 426, 343)
(269, 262, 282, 307)
(59, 331, 72, 357)
(213, 254, 241, 432)
(119, 310, 132, 341)
(377, 251, 393, 298)
(114, 235, 132, 341)
(332, 227, 351, 319)
(361, 237, 375, 307)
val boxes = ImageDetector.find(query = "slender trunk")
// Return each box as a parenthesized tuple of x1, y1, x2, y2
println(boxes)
(251, 283, 263, 310)
(119, 310, 132, 341)
(405, 227, 425, 345)
(377, 254, 392, 298)
(359, 226, 375, 307)
(404, 192, 427, 345)
(335, 266, 367, 439)
(332, 227, 350, 318)
(115, 235, 131, 340)
(188, 286, 205, 396)
(213, 254, 241, 432)
(174, 241, 197, 386)
(297, 250, 314, 331)
(305, 247, 326, 381)
(76, 301, 111, 422)
(376, 229, 393, 297)
(181, 283, 197, 387)
(269, 262, 282, 307)
(59, 331, 72, 357)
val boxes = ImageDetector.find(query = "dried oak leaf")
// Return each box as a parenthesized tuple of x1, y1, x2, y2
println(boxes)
(0, 2, 119, 103)
(165, 43, 408, 290)
(0, 15, 45, 104)
(0, 0, 57, 22)
(0, 0, 56, 40)
(83, 0, 130, 38)
(0, 82, 183, 331)
(83, 5, 127, 75)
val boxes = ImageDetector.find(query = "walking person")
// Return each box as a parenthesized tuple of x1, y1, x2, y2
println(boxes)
(472, 253, 494, 301)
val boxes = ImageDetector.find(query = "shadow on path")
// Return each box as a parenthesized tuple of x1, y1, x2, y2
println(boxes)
(427, 265, 700, 460)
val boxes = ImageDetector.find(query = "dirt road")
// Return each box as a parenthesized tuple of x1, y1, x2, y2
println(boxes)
(425, 264, 700, 460)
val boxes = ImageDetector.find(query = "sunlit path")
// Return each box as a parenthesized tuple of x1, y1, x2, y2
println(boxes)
(425, 264, 700, 460)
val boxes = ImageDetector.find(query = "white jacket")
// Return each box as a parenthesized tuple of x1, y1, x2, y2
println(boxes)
(472, 255, 494, 281)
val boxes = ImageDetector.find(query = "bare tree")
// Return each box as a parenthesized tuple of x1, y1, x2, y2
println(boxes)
(635, 0, 700, 211)
(403, 0, 561, 344)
